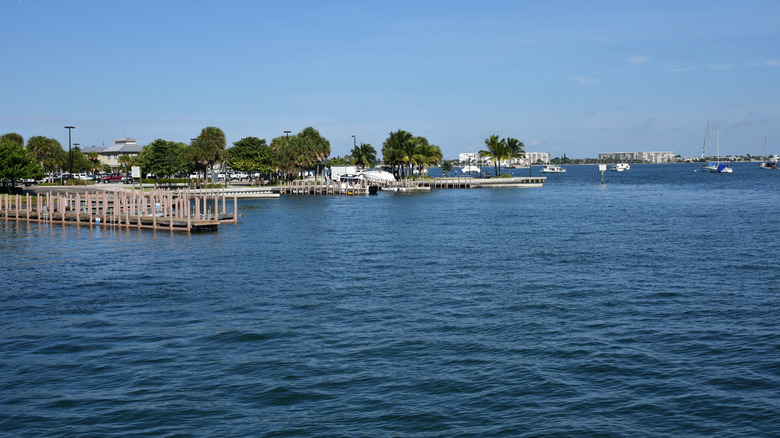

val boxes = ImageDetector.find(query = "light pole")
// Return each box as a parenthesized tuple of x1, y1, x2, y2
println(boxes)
(73, 143, 80, 173)
(64, 126, 75, 174)
(352, 135, 356, 148)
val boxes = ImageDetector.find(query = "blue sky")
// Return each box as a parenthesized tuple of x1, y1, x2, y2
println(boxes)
(2, 0, 778, 159)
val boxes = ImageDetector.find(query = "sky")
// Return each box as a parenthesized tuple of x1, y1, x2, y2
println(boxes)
(2, 0, 779, 159)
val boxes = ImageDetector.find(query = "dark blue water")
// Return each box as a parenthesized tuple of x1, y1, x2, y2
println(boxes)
(2, 163, 779, 437)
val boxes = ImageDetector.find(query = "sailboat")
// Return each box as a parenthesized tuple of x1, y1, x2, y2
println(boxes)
(700, 122, 732, 173)
(759, 138, 777, 169)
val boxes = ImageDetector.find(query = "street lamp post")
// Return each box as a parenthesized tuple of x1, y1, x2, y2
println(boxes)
(64, 126, 75, 174)
(352, 135, 356, 148)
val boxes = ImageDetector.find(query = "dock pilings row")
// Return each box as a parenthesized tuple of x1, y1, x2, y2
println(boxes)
(0, 188, 238, 232)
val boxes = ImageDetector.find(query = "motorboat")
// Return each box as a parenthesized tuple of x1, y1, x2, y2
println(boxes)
(759, 161, 777, 169)
(339, 174, 378, 195)
(541, 165, 566, 173)
(610, 163, 630, 171)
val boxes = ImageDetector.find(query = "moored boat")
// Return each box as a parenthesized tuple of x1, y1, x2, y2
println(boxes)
(610, 163, 630, 171)
(541, 165, 566, 173)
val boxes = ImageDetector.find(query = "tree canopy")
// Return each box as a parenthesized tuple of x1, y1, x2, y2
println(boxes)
(224, 137, 275, 175)
(479, 135, 525, 175)
(190, 126, 226, 181)
(26, 136, 66, 173)
(136, 139, 190, 179)
(350, 142, 378, 168)
(382, 130, 442, 178)
(1, 133, 24, 148)
(0, 141, 45, 187)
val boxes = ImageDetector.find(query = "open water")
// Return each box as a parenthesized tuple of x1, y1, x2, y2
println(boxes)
(1, 163, 779, 437)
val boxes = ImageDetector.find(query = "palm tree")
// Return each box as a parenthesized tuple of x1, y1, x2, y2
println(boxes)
(350, 143, 377, 168)
(382, 130, 414, 178)
(87, 151, 101, 174)
(479, 134, 506, 176)
(298, 127, 330, 177)
(413, 139, 443, 177)
(118, 155, 132, 173)
(191, 126, 226, 182)
(504, 137, 525, 171)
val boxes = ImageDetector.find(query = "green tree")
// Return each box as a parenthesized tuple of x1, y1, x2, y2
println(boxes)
(1, 133, 24, 148)
(270, 134, 309, 180)
(0, 141, 44, 189)
(479, 134, 506, 176)
(26, 136, 66, 173)
(504, 137, 525, 170)
(297, 127, 330, 176)
(325, 156, 349, 166)
(70, 146, 93, 173)
(224, 137, 275, 176)
(442, 160, 453, 177)
(118, 155, 132, 173)
(412, 137, 442, 176)
(382, 129, 414, 178)
(137, 139, 189, 182)
(190, 126, 226, 182)
(87, 151, 101, 174)
(350, 142, 377, 168)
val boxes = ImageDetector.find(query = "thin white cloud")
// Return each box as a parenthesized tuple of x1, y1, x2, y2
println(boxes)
(666, 64, 695, 72)
(766, 60, 780, 66)
(708, 64, 734, 71)
(571, 76, 596, 86)
(628, 55, 649, 65)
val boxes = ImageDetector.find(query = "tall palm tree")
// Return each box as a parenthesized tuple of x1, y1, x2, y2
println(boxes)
(504, 137, 525, 171)
(479, 134, 506, 176)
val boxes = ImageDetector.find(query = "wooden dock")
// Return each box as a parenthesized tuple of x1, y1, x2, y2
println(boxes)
(1, 188, 238, 232)
(274, 175, 546, 195)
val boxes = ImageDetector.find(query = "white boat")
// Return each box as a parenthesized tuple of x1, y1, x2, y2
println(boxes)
(460, 163, 480, 173)
(610, 163, 630, 171)
(700, 124, 732, 173)
(541, 165, 566, 173)
(359, 168, 396, 185)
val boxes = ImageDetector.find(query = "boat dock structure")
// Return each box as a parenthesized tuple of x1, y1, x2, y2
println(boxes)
(1, 188, 238, 232)
(1, 176, 546, 232)
(275, 175, 546, 195)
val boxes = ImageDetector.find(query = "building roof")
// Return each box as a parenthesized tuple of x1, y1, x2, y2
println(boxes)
(103, 144, 143, 154)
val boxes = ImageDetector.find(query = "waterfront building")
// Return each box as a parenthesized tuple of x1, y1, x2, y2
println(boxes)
(459, 151, 551, 167)
(80, 137, 144, 172)
(598, 151, 674, 163)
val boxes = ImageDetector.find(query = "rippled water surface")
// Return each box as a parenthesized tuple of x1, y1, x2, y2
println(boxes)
(2, 163, 779, 436)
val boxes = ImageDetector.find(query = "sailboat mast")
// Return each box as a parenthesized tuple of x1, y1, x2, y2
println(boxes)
(717, 128, 720, 164)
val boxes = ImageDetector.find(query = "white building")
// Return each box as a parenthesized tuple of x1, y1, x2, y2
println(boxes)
(598, 151, 675, 163)
(459, 151, 550, 166)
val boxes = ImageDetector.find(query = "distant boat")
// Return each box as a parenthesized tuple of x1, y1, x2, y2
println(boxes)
(461, 163, 480, 173)
(700, 125, 732, 173)
(610, 163, 630, 171)
(541, 165, 566, 173)
(759, 138, 777, 169)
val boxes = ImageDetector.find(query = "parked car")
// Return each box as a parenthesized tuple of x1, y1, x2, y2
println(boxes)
(122, 174, 134, 184)
(100, 173, 124, 183)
